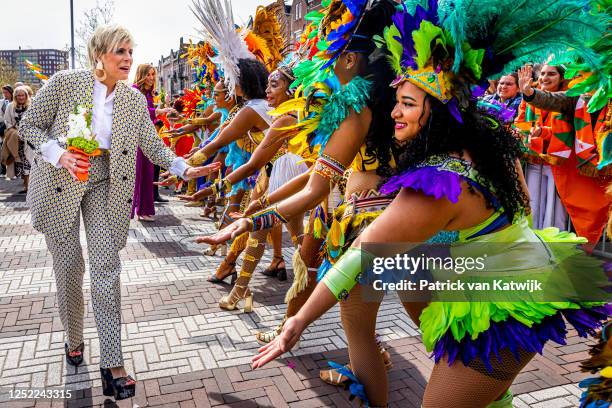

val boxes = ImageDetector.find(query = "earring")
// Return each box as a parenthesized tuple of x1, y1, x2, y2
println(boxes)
(94, 60, 107, 82)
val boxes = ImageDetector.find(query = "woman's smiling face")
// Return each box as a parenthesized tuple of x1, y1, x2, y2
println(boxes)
(391, 81, 430, 142)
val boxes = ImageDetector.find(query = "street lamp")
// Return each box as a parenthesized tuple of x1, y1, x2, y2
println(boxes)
(70, 0, 75, 69)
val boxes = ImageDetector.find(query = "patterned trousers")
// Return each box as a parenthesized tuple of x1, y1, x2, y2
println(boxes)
(44, 154, 124, 368)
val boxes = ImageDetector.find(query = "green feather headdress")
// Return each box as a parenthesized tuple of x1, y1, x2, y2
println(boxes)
(378, 0, 608, 119)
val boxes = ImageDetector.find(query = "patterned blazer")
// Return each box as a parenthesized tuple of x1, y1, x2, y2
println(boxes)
(20, 69, 176, 248)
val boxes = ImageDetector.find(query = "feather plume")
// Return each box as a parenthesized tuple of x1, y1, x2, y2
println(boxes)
(190, 0, 255, 96)
(383, 0, 607, 115)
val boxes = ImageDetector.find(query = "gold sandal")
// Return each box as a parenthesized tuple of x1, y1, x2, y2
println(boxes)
(219, 280, 253, 313)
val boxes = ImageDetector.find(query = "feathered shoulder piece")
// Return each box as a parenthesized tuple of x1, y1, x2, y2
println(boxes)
(251, 4, 287, 71)
(270, 75, 372, 155)
(191, 0, 255, 95)
(379, 0, 607, 121)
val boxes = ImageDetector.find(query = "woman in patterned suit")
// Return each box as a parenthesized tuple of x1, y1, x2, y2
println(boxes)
(19, 25, 218, 400)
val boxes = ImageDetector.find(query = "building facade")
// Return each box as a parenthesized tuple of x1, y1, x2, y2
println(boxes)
(157, 37, 195, 100)
(290, 0, 323, 43)
(0, 48, 68, 87)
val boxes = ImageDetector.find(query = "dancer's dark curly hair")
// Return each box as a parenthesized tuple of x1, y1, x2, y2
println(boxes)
(237, 58, 269, 100)
(393, 97, 529, 220)
(349, 0, 397, 177)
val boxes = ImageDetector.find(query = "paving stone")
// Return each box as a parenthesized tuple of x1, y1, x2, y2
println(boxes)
(0, 180, 598, 407)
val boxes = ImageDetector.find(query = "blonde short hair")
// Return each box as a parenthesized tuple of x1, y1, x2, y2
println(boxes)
(87, 24, 134, 68)
(13, 86, 31, 107)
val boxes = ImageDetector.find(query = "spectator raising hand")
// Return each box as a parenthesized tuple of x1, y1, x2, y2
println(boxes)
(518, 65, 535, 97)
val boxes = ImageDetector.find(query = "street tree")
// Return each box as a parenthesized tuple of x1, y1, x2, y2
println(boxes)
(75, 0, 115, 69)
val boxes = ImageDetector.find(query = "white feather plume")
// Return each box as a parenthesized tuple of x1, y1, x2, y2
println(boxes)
(190, 0, 255, 95)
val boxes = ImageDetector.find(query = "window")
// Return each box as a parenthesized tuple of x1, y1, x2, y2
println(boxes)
(295, 1, 302, 21)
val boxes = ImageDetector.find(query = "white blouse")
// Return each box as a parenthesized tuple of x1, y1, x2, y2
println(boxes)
(40, 80, 187, 177)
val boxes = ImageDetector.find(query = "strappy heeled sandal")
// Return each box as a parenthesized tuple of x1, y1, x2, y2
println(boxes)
(320, 343, 392, 386)
(261, 256, 287, 280)
(219, 283, 253, 313)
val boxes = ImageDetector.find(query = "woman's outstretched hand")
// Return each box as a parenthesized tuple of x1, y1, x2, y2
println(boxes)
(184, 162, 221, 180)
(195, 218, 251, 245)
(155, 175, 178, 186)
(251, 316, 305, 369)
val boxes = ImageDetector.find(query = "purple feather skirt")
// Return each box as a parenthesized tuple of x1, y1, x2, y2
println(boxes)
(433, 305, 612, 371)
(130, 148, 155, 218)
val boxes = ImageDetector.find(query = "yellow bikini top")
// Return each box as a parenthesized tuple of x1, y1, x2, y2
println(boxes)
(350, 144, 396, 172)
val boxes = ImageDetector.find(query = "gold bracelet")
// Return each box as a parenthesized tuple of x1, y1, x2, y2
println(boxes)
(221, 178, 232, 194)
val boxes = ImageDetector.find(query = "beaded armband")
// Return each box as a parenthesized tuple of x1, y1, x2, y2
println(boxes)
(249, 207, 289, 231)
(313, 154, 346, 186)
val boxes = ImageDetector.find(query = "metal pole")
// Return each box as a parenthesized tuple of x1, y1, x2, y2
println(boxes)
(70, 0, 76, 69)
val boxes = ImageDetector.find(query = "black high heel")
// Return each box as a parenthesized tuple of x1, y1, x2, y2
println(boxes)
(100, 368, 136, 400)
(276, 268, 287, 281)
(65, 342, 84, 366)
(208, 261, 237, 285)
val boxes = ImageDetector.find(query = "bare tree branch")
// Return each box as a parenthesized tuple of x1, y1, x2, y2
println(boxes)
(75, 0, 115, 69)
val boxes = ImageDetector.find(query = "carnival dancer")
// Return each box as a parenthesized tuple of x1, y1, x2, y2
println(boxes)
(172, 81, 231, 214)
(181, 63, 314, 308)
(199, 0, 399, 369)
(130, 64, 175, 222)
(19, 25, 219, 401)
(250, 1, 611, 407)
(160, 0, 279, 269)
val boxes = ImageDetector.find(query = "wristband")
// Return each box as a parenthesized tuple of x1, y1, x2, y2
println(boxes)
(321, 247, 375, 301)
(313, 154, 346, 186)
(249, 206, 288, 231)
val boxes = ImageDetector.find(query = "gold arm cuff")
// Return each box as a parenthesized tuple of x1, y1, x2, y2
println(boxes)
(188, 150, 209, 166)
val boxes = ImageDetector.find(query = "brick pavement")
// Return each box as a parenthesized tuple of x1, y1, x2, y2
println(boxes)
(0, 177, 593, 407)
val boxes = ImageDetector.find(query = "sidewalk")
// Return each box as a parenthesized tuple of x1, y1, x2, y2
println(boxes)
(0, 178, 590, 407)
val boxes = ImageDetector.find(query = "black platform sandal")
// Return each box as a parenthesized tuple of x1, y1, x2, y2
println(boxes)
(100, 368, 136, 400)
(65, 342, 84, 366)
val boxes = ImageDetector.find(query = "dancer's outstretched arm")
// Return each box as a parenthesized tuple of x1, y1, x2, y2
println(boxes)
(252, 187, 457, 368)
(243, 171, 311, 215)
(197, 107, 268, 161)
(171, 110, 222, 136)
(201, 109, 370, 243)
(157, 106, 268, 185)
(181, 115, 295, 201)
